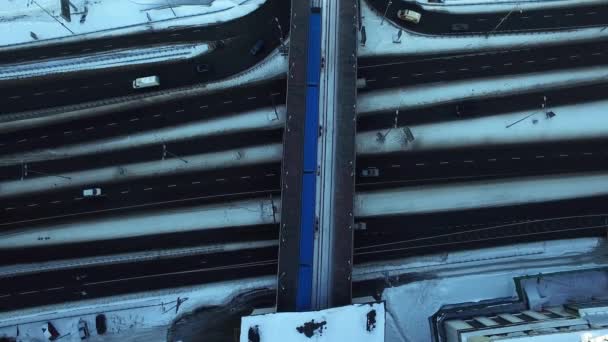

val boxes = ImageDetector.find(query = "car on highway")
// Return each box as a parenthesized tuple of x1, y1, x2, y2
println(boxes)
(397, 9, 421, 24)
(83, 188, 102, 197)
(356, 78, 367, 89)
(361, 167, 380, 177)
(250, 40, 265, 56)
(196, 64, 210, 73)
(451, 23, 469, 32)
(132, 75, 160, 89)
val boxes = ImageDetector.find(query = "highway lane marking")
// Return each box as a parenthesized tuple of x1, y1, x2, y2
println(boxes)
(520, 16, 530, 19)
(45, 286, 64, 291)
(121, 190, 130, 194)
(199, 105, 208, 109)
(271, 92, 281, 96)
(107, 122, 117, 126)
(3, 207, 15, 211)
(584, 152, 593, 155)
(569, 55, 579, 59)
(547, 57, 558, 61)
(367, 78, 376, 82)
(17, 139, 27, 143)
(74, 197, 83, 201)
(193, 29, 201, 33)
(0, 294, 11, 299)
(167, 184, 177, 187)
(536, 155, 545, 159)
(265, 173, 276, 177)
(564, 13, 574, 17)
(9, 95, 21, 99)
(240, 176, 251, 179)
(104, 45, 113, 48)
(559, 154, 569, 157)
(480, 65, 492, 69)
(104, 82, 113, 86)
(412, 73, 423, 77)
(129, 118, 140, 122)
(63, 131, 72, 135)
(543, 15, 552, 18)
(60, 51, 70, 55)
(487, 158, 497, 162)
(82, 48, 92, 52)
(192, 181, 201, 184)
(33, 92, 45, 96)
(525, 60, 535, 64)
(56, 89, 68, 93)
(434, 70, 446, 74)
(463, 160, 474, 163)
(216, 178, 226, 182)
(80, 86, 90, 89)
(248, 96, 257, 100)
(415, 163, 425, 166)
(391, 76, 400, 79)
(144, 187, 153, 191)
(511, 157, 521, 160)
(50, 200, 62, 204)
(85, 126, 95, 130)
(476, 18, 488, 22)
(391, 164, 401, 168)
(459, 68, 469, 71)
(39, 55, 47, 59)
(175, 109, 185, 113)
(27, 204, 39, 207)
(586, 11, 597, 15)
(503, 62, 513, 66)
(223, 100, 233, 104)
(153, 114, 162, 117)
(439, 161, 449, 165)
(40, 135, 48, 139)
(592, 52, 603, 56)
(170, 33, 182, 37)
(19, 290, 39, 295)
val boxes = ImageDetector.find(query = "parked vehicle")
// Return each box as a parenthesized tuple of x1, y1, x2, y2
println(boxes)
(356, 78, 367, 89)
(41, 322, 60, 340)
(250, 40, 265, 56)
(451, 23, 469, 31)
(132, 75, 160, 89)
(361, 167, 380, 177)
(83, 188, 102, 197)
(95, 314, 107, 335)
(78, 320, 90, 340)
(397, 9, 422, 24)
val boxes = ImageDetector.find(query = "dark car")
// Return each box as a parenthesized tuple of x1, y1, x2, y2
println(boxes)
(95, 314, 107, 335)
(250, 40, 264, 56)
(451, 23, 469, 32)
(196, 64, 210, 73)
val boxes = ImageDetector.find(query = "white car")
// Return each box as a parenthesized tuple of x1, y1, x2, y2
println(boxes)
(132, 75, 160, 89)
(397, 9, 422, 24)
(83, 188, 102, 197)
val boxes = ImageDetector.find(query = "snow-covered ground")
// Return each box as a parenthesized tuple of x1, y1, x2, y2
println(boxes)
(0, 238, 604, 342)
(357, 65, 608, 115)
(0, 42, 210, 81)
(357, 98, 608, 155)
(0, 276, 275, 342)
(0, 0, 265, 48)
(359, 0, 608, 56)
(410, 0, 607, 15)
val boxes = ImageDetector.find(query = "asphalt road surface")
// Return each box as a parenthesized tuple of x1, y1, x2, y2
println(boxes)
(366, 0, 608, 35)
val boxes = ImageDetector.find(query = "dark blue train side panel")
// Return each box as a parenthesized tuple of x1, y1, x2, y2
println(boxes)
(296, 10, 322, 312)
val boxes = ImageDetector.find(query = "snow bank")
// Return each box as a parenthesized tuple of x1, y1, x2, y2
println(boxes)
(357, 65, 608, 115)
(0, 106, 285, 167)
(355, 171, 608, 217)
(359, 0, 608, 56)
(0, 42, 210, 81)
(357, 98, 608, 155)
(0, 197, 277, 249)
(0, 0, 264, 48)
(413, 0, 607, 15)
